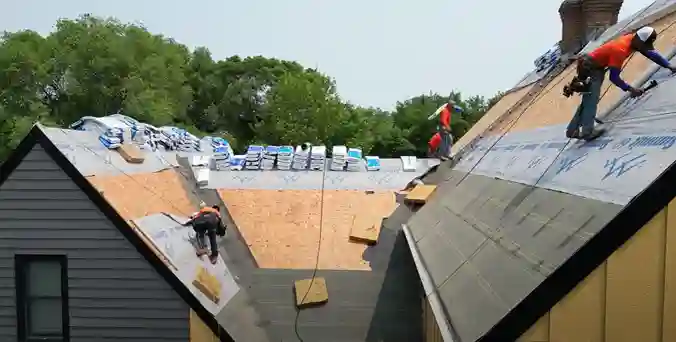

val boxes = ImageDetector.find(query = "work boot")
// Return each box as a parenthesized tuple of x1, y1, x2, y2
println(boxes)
(565, 128, 581, 139)
(580, 128, 605, 141)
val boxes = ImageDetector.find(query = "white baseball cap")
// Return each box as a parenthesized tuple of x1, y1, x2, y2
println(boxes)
(636, 26, 657, 49)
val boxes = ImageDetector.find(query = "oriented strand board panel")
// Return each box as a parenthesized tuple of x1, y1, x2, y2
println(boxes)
(451, 85, 533, 154)
(294, 277, 328, 307)
(87, 169, 196, 219)
(663, 199, 676, 342)
(495, 11, 676, 135)
(117, 143, 145, 163)
(349, 216, 382, 245)
(405, 185, 437, 204)
(518, 312, 549, 342)
(190, 309, 218, 342)
(219, 189, 396, 270)
(193, 266, 222, 304)
(605, 210, 666, 342)
(549, 264, 606, 342)
(489, 64, 578, 134)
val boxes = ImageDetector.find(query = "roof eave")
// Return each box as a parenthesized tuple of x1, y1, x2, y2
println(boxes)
(402, 223, 458, 342)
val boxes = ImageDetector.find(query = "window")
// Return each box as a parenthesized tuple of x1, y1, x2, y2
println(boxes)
(15, 255, 69, 342)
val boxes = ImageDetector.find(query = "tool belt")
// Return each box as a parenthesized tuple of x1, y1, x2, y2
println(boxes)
(576, 55, 603, 80)
(563, 55, 603, 97)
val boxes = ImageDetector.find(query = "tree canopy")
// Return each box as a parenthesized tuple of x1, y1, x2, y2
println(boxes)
(0, 14, 503, 160)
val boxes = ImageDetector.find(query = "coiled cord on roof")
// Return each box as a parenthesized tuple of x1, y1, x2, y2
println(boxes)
(293, 154, 328, 342)
(452, 5, 663, 189)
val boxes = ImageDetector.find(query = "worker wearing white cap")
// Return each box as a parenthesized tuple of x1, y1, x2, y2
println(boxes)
(564, 26, 676, 140)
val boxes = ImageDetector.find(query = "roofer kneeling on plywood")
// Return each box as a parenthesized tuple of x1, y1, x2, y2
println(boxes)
(182, 205, 226, 264)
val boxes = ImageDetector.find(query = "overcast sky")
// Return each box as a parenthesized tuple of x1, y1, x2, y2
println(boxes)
(1, 0, 655, 109)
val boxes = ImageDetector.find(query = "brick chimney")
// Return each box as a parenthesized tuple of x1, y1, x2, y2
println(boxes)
(559, 0, 584, 55)
(582, 0, 623, 39)
(559, 0, 624, 55)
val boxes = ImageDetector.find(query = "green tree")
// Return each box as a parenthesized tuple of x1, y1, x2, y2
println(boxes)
(0, 14, 502, 161)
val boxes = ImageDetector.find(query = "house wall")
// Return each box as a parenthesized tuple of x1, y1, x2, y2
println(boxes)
(422, 297, 443, 342)
(190, 310, 219, 342)
(0, 144, 190, 341)
(519, 197, 676, 342)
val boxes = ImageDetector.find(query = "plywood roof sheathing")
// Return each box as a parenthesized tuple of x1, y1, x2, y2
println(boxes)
(219, 189, 397, 270)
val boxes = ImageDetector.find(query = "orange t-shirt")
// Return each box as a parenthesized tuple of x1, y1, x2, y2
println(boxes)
(198, 206, 221, 218)
(428, 133, 441, 150)
(588, 33, 634, 69)
(439, 106, 451, 128)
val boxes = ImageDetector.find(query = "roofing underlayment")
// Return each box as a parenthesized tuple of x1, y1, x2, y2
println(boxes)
(132, 213, 240, 314)
(406, 3, 676, 341)
(36, 124, 435, 341)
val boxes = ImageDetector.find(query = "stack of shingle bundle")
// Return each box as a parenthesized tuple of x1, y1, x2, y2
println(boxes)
(262, 145, 279, 170)
(230, 155, 246, 171)
(210, 137, 233, 171)
(365, 156, 381, 171)
(98, 127, 124, 149)
(346, 147, 364, 171)
(245, 145, 263, 170)
(330, 145, 347, 171)
(277, 146, 294, 170)
(292, 144, 310, 170)
(310, 145, 326, 171)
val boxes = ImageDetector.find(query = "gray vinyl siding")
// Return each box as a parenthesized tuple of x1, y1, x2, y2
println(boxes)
(0, 144, 190, 342)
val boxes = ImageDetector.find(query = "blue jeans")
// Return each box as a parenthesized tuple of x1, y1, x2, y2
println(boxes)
(438, 128, 453, 157)
(566, 68, 604, 136)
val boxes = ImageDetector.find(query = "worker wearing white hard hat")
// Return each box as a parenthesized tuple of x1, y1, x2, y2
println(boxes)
(564, 26, 676, 141)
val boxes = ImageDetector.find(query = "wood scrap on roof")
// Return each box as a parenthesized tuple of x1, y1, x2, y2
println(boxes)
(192, 266, 222, 304)
(349, 215, 383, 246)
(116, 143, 144, 164)
(294, 277, 328, 308)
(405, 184, 437, 205)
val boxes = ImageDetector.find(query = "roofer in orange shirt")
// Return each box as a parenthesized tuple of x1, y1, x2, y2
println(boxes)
(183, 204, 226, 264)
(437, 100, 462, 160)
(564, 26, 676, 140)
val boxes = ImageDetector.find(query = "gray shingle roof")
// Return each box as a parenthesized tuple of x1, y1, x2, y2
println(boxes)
(405, 39, 676, 342)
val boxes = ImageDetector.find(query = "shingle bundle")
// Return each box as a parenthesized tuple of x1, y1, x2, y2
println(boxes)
(330, 145, 347, 171)
(346, 147, 364, 171)
(365, 156, 381, 171)
(277, 146, 294, 170)
(401, 156, 418, 172)
(245, 145, 264, 170)
(292, 144, 310, 170)
(310, 145, 326, 171)
(98, 127, 124, 149)
(210, 137, 233, 171)
(262, 145, 279, 170)
(230, 155, 246, 171)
